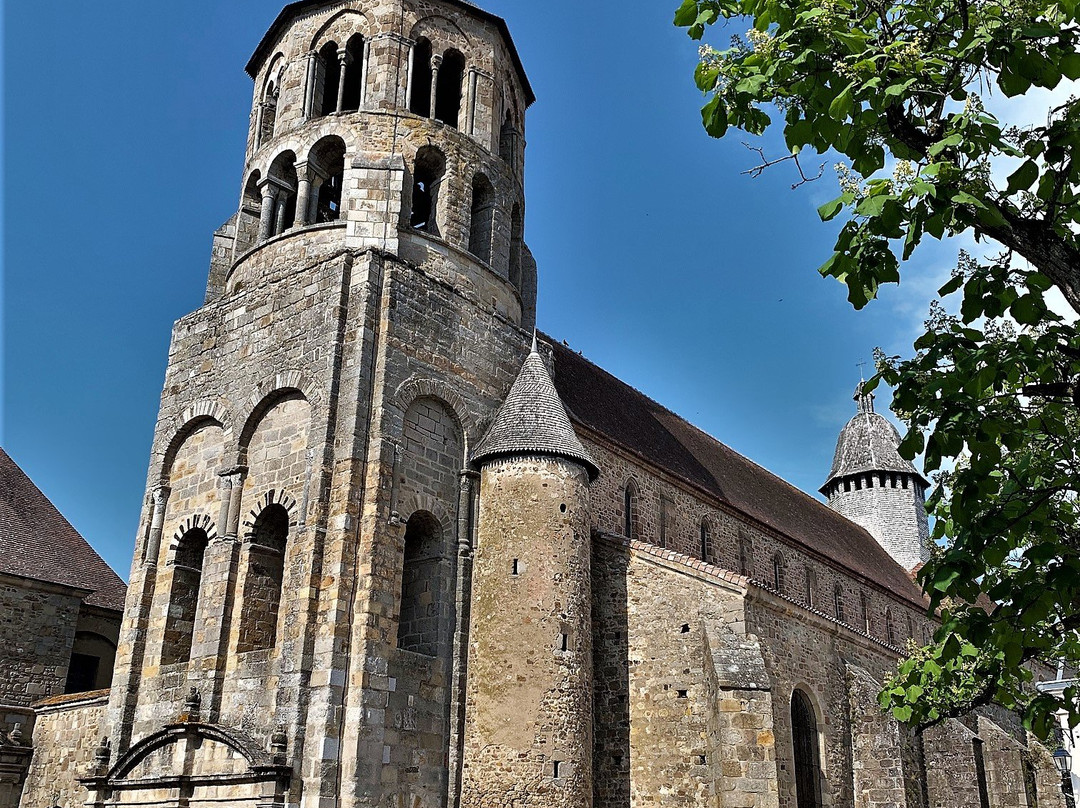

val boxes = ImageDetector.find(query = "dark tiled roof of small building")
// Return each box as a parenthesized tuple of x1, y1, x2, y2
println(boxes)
(472, 344, 599, 479)
(0, 448, 127, 612)
(822, 390, 927, 489)
(544, 339, 928, 609)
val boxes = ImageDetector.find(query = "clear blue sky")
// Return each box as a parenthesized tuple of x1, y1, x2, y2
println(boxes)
(2, 0, 954, 579)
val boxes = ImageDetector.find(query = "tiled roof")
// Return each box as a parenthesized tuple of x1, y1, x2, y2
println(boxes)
(0, 448, 126, 612)
(472, 342, 599, 479)
(821, 388, 926, 489)
(545, 338, 928, 610)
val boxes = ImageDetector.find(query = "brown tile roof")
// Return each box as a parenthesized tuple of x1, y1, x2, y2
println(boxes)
(545, 338, 929, 610)
(0, 448, 127, 612)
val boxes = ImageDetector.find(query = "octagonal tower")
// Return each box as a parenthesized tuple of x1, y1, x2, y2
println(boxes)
(100, 4, 540, 808)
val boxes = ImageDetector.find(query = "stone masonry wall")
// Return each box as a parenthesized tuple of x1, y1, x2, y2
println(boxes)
(0, 576, 83, 708)
(21, 692, 108, 808)
(828, 477, 930, 572)
(582, 437, 932, 652)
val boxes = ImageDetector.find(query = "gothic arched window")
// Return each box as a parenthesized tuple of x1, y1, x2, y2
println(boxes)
(699, 518, 712, 562)
(860, 591, 871, 634)
(833, 585, 845, 622)
(623, 480, 638, 540)
(804, 567, 816, 608)
(772, 554, 785, 593)
(739, 532, 753, 577)
(886, 608, 896, 645)
(791, 689, 824, 808)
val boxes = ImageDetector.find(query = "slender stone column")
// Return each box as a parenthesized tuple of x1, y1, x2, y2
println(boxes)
(274, 193, 289, 236)
(360, 39, 371, 107)
(294, 161, 313, 228)
(429, 54, 442, 119)
(448, 469, 479, 808)
(258, 182, 278, 242)
(144, 485, 172, 567)
(405, 42, 416, 109)
(465, 70, 478, 135)
(336, 48, 351, 113)
(303, 51, 317, 118)
(254, 102, 266, 150)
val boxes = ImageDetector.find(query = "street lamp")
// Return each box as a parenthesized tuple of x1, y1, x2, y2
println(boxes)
(1054, 746, 1076, 808)
(1054, 746, 1073, 776)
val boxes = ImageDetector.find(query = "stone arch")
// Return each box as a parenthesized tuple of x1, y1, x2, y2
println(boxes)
(265, 150, 299, 235)
(237, 373, 319, 462)
(409, 145, 446, 235)
(236, 496, 294, 653)
(468, 172, 495, 264)
(307, 135, 347, 224)
(434, 48, 465, 128)
(407, 15, 473, 54)
(396, 510, 451, 656)
(394, 377, 474, 446)
(622, 478, 640, 540)
(257, 53, 285, 147)
(159, 401, 230, 485)
(791, 686, 826, 808)
(65, 631, 118, 693)
(309, 8, 372, 54)
(162, 521, 213, 666)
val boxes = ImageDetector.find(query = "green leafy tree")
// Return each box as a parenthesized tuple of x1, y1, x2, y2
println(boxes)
(674, 0, 1080, 737)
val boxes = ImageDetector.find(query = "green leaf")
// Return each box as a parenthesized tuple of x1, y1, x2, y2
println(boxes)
(701, 95, 728, 138)
(1006, 160, 1039, 195)
(674, 0, 699, 26)
(818, 197, 846, 221)
(829, 84, 855, 121)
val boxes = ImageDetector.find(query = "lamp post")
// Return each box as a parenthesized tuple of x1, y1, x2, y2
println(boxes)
(1053, 746, 1075, 808)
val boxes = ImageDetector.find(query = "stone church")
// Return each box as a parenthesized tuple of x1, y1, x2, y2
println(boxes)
(13, 1, 1069, 807)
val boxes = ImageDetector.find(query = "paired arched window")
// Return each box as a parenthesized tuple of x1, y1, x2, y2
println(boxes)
(410, 146, 445, 234)
(314, 36, 366, 117)
(623, 481, 639, 539)
(258, 79, 279, 148)
(398, 511, 446, 656)
(791, 689, 824, 808)
(259, 151, 299, 241)
(237, 504, 290, 653)
(162, 527, 209, 665)
(468, 173, 495, 263)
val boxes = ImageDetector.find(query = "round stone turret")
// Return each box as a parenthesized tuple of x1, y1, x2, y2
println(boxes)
(205, 0, 537, 329)
(462, 339, 596, 806)
(820, 386, 930, 571)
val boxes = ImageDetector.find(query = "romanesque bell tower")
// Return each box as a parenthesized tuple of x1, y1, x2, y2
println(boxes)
(96, 4, 539, 807)
(820, 387, 931, 572)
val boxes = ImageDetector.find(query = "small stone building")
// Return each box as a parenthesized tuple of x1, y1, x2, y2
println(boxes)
(0, 448, 125, 806)
(14, 2, 1069, 807)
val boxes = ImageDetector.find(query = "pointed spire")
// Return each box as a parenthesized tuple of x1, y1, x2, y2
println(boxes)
(472, 338, 599, 480)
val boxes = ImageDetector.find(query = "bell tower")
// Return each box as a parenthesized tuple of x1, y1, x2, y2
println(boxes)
(102, 3, 541, 808)
(820, 387, 931, 572)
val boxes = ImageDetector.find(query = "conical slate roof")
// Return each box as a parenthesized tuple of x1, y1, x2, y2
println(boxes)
(819, 387, 927, 492)
(472, 339, 599, 479)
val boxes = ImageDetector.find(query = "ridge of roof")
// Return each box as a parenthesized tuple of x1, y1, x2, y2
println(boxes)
(245, 0, 535, 106)
(472, 342, 599, 479)
(542, 336, 929, 610)
(0, 448, 127, 612)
